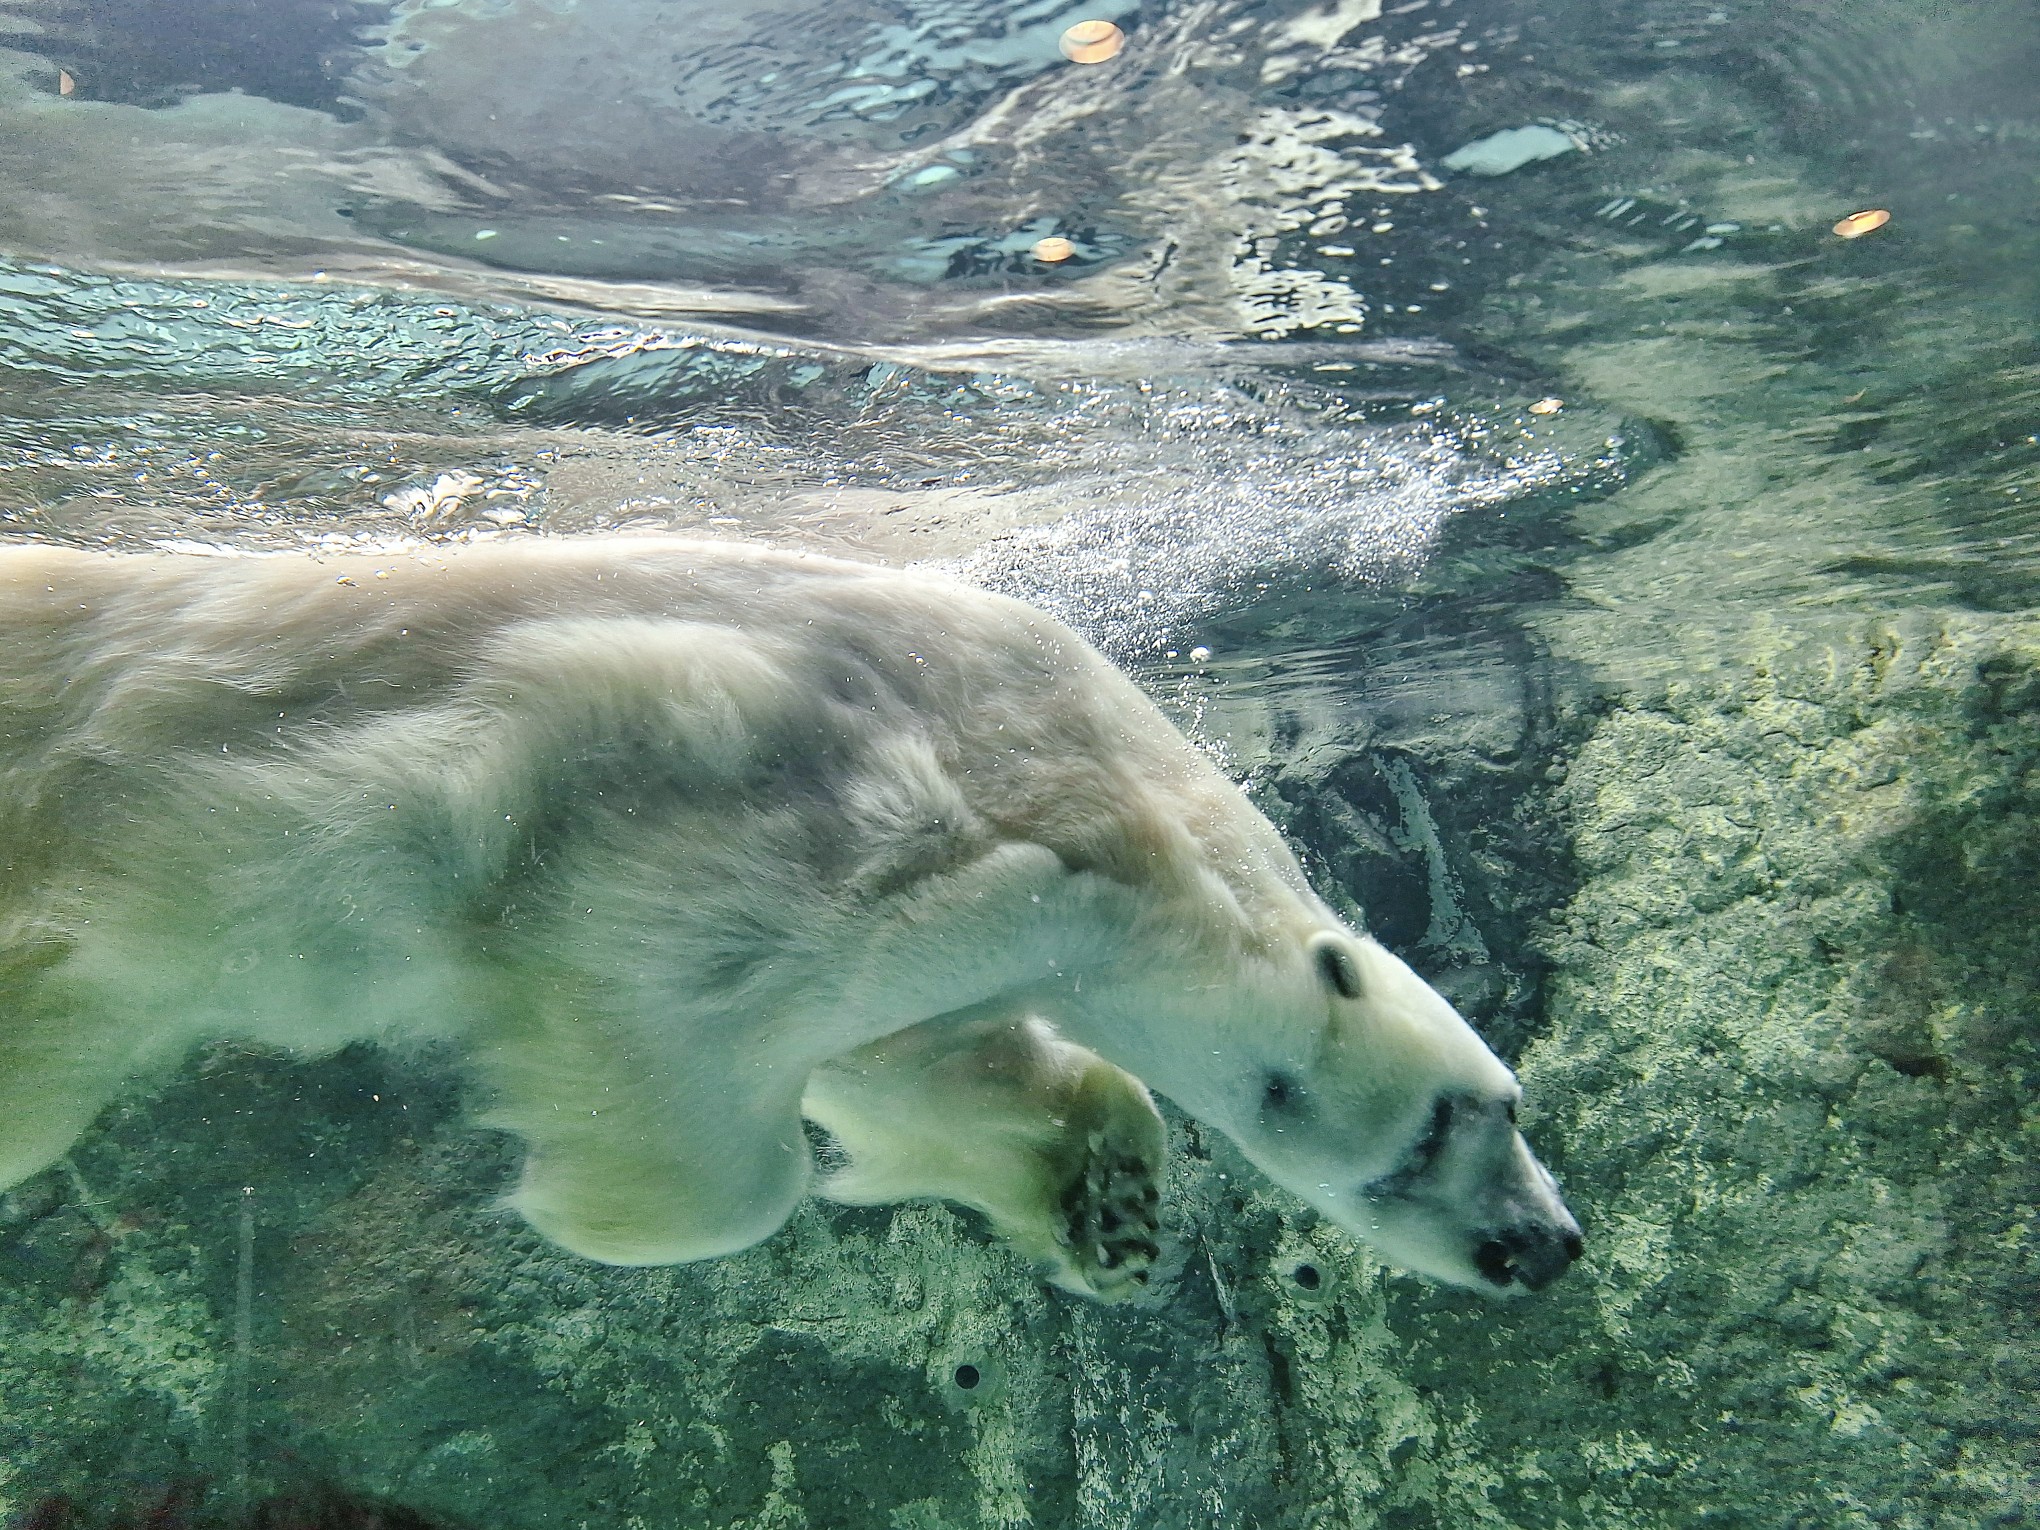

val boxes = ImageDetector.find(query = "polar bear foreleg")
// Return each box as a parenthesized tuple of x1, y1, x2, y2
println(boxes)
(0, 958, 177, 1191)
(804, 1008, 1166, 1299)
(474, 988, 812, 1267)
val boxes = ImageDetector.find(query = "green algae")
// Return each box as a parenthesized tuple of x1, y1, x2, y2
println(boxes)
(1500, 621, 2040, 1527)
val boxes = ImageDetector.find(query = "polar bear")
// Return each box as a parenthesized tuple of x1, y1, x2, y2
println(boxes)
(0, 538, 1579, 1297)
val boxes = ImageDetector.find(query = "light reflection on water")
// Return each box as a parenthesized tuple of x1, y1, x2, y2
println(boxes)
(0, 0, 2030, 1219)
(0, 251, 1641, 674)
(0, 0, 2028, 677)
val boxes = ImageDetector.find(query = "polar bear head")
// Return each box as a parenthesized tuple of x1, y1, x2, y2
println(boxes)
(919, 621, 1585, 1297)
(1216, 929, 1583, 1294)
(1033, 825, 1582, 1295)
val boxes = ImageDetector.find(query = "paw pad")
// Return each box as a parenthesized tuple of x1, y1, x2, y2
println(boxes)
(1058, 1142, 1162, 1295)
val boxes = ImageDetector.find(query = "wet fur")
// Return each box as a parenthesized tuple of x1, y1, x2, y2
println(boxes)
(0, 538, 1576, 1294)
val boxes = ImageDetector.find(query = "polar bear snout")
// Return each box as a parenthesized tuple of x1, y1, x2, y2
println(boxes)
(1340, 1092, 1583, 1295)
(1465, 1133, 1583, 1293)
(1473, 1212, 1584, 1292)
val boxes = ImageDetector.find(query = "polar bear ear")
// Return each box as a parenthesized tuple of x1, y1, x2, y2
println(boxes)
(1307, 931, 1365, 1001)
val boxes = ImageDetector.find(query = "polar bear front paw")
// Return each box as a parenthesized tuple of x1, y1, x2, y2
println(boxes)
(1055, 1125, 1164, 1298)
(802, 1011, 1168, 1300)
(1034, 1054, 1167, 1301)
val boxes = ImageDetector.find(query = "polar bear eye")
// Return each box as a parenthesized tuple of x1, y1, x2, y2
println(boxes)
(1262, 1071, 1302, 1112)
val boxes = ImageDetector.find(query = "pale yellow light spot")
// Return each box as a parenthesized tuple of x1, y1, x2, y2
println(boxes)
(1528, 398, 1563, 416)
(57, 69, 75, 96)
(1059, 20, 1126, 63)
(1832, 209, 1891, 239)
(1032, 236, 1076, 263)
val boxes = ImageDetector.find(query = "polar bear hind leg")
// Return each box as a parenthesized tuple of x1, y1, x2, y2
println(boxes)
(804, 1008, 1166, 1299)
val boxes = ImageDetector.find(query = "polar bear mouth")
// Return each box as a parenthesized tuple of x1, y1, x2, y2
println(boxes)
(1363, 1093, 1460, 1199)
(1355, 1091, 1584, 1292)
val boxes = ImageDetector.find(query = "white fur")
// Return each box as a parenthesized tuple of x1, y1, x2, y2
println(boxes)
(0, 538, 1577, 1291)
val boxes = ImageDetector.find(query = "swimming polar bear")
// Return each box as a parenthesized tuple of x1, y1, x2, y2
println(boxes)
(0, 538, 1579, 1298)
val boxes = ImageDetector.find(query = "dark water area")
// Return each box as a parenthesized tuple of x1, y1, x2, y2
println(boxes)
(0, 1, 2036, 1527)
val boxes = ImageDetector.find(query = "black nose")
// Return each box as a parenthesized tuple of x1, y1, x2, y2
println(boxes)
(1473, 1223, 1583, 1292)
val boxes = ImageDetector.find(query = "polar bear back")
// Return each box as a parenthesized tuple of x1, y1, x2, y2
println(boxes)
(0, 538, 1302, 1057)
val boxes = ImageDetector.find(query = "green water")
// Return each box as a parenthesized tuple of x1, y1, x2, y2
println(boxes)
(0, 0, 2035, 1525)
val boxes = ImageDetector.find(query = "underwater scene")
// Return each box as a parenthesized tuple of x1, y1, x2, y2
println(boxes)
(1, 0, 2036, 1525)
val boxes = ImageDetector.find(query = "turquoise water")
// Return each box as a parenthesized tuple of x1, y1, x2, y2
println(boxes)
(0, 1, 2035, 1526)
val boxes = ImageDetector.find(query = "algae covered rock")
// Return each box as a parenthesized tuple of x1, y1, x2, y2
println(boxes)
(1467, 619, 2040, 1526)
